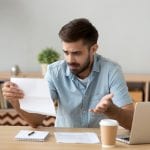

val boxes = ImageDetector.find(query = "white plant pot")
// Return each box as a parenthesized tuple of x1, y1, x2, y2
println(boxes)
(41, 64, 48, 76)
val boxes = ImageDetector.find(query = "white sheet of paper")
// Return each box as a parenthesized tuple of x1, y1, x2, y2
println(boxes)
(54, 132, 100, 144)
(11, 78, 56, 116)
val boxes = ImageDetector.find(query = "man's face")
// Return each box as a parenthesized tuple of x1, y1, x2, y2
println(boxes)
(62, 40, 96, 77)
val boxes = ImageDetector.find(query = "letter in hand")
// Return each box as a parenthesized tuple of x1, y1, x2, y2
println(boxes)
(89, 93, 114, 114)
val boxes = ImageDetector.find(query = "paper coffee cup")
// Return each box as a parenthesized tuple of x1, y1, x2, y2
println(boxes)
(100, 119, 118, 148)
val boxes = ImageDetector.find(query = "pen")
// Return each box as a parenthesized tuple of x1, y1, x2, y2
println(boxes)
(28, 131, 35, 136)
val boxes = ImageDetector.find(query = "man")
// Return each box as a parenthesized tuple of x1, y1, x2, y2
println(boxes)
(2, 18, 134, 130)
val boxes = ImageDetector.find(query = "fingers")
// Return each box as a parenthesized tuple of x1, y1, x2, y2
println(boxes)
(89, 93, 114, 114)
(3, 81, 18, 88)
(2, 81, 24, 101)
(90, 104, 107, 113)
(102, 93, 113, 101)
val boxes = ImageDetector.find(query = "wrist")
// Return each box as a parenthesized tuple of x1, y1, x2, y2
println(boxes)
(105, 103, 121, 118)
(8, 99, 21, 111)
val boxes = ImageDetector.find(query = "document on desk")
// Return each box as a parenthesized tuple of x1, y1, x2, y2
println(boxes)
(54, 132, 100, 144)
(11, 78, 56, 116)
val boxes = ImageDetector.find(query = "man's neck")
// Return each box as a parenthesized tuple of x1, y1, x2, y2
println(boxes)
(77, 63, 93, 79)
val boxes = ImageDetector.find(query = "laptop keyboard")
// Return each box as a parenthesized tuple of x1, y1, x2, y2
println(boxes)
(116, 135, 130, 144)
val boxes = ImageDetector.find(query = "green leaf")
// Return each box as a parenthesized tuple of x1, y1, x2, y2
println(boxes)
(37, 47, 60, 64)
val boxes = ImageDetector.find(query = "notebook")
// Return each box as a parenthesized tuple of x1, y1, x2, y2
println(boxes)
(15, 130, 49, 142)
(116, 102, 150, 144)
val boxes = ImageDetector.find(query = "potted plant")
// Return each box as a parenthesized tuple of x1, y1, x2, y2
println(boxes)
(38, 47, 60, 76)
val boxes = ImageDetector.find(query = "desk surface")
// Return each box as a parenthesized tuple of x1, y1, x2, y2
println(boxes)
(0, 126, 149, 150)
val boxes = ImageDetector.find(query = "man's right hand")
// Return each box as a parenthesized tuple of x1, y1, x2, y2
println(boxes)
(2, 81, 45, 128)
(2, 81, 24, 102)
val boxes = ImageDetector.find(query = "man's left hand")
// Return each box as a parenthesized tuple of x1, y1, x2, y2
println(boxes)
(89, 93, 114, 114)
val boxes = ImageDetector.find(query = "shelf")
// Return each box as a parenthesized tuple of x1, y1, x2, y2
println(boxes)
(0, 72, 42, 81)
(125, 74, 150, 101)
(129, 91, 143, 102)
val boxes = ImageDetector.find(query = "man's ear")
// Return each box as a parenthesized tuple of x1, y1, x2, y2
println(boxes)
(91, 44, 98, 54)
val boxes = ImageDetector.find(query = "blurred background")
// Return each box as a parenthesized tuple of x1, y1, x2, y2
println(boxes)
(0, 0, 150, 73)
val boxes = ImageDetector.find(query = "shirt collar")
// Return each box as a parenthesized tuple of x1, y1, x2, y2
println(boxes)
(92, 54, 100, 72)
(65, 63, 75, 80)
(65, 64, 71, 77)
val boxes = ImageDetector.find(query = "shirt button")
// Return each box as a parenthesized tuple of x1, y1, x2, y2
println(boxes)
(84, 95, 87, 99)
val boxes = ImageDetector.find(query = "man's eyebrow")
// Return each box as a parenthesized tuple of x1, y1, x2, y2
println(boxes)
(63, 49, 81, 53)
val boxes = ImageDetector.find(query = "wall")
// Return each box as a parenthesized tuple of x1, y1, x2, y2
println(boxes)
(0, 0, 150, 73)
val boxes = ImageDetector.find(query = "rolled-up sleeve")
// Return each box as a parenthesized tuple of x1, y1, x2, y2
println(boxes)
(44, 65, 58, 101)
(109, 65, 133, 107)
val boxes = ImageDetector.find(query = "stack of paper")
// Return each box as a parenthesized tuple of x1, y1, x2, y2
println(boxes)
(54, 132, 100, 144)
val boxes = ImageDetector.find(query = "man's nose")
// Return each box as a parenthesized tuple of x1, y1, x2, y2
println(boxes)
(67, 54, 75, 63)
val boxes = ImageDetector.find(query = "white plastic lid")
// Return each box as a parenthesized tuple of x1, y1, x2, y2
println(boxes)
(99, 119, 118, 126)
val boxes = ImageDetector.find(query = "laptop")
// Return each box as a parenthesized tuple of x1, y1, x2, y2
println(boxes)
(116, 102, 150, 144)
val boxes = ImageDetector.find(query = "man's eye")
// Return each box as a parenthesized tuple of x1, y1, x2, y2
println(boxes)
(63, 51, 69, 55)
(74, 52, 81, 55)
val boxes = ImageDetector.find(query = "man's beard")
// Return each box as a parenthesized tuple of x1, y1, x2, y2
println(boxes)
(67, 55, 91, 76)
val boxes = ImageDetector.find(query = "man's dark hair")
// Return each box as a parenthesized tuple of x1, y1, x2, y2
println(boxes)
(59, 18, 98, 47)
